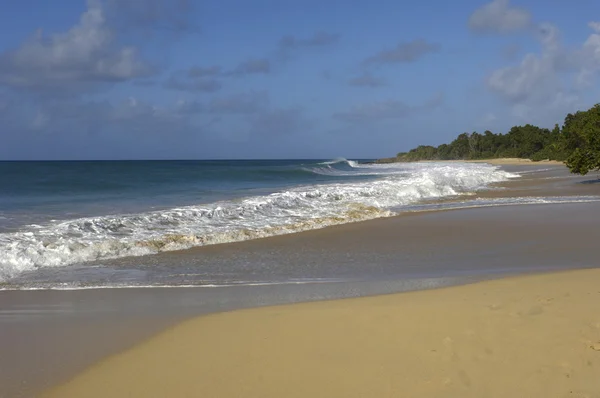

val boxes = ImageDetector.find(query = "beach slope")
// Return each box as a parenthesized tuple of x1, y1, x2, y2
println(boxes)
(45, 268, 600, 398)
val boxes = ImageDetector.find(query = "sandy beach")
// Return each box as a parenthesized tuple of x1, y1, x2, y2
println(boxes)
(3, 0, 600, 395)
(466, 158, 565, 165)
(45, 268, 600, 398)
(378, 157, 566, 166)
(2, 163, 599, 397)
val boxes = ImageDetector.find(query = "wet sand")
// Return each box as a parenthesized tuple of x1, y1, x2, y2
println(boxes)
(467, 158, 565, 165)
(477, 163, 598, 197)
(45, 268, 600, 398)
(399, 157, 565, 165)
(2, 164, 600, 397)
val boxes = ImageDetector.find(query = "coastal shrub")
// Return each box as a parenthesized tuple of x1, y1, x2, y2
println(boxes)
(563, 105, 600, 175)
(388, 103, 600, 175)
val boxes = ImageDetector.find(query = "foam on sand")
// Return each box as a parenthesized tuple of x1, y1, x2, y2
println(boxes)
(0, 162, 517, 281)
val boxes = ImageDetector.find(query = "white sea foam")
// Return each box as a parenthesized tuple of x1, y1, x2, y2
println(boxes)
(318, 158, 360, 168)
(0, 162, 517, 281)
(515, 168, 555, 175)
(0, 278, 344, 291)
(401, 195, 600, 213)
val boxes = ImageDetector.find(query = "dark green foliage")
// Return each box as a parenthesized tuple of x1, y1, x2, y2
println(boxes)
(563, 105, 600, 175)
(392, 104, 600, 175)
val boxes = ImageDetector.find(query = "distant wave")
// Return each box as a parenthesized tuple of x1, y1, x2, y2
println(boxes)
(307, 158, 409, 177)
(0, 162, 517, 281)
(318, 157, 360, 168)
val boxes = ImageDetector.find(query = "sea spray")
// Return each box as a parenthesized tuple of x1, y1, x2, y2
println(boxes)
(0, 161, 516, 281)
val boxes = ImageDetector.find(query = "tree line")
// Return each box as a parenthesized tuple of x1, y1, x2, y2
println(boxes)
(389, 104, 600, 175)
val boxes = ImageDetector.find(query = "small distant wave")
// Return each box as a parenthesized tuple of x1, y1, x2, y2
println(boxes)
(308, 158, 409, 177)
(0, 278, 345, 291)
(318, 157, 360, 168)
(0, 162, 517, 281)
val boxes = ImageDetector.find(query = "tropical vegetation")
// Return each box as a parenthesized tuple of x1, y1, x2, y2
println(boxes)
(386, 104, 600, 175)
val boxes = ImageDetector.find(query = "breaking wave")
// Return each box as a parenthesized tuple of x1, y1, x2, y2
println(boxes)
(0, 161, 517, 281)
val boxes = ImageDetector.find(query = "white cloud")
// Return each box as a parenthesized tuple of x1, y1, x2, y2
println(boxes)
(536, 22, 561, 52)
(582, 24, 600, 69)
(18, 97, 206, 139)
(164, 58, 271, 93)
(364, 39, 440, 65)
(502, 43, 521, 60)
(0, 1, 151, 91)
(487, 53, 556, 102)
(589, 21, 600, 33)
(106, 0, 194, 33)
(480, 112, 498, 125)
(333, 94, 443, 123)
(487, 22, 600, 107)
(469, 0, 531, 34)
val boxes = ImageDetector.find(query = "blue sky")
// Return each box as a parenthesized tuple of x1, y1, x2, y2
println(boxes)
(1, 0, 599, 160)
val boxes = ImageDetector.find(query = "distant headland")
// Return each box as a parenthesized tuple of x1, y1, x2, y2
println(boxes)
(377, 104, 600, 176)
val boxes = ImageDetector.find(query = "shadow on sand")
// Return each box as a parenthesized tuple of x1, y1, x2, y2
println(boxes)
(579, 178, 600, 185)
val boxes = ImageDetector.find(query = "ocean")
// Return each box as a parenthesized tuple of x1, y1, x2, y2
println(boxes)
(2, 159, 596, 290)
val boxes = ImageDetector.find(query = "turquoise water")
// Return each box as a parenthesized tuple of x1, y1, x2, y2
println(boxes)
(0, 159, 363, 230)
(0, 159, 531, 285)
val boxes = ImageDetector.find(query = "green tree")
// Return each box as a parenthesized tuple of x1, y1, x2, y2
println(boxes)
(437, 144, 451, 159)
(564, 104, 600, 175)
(449, 133, 471, 159)
(385, 105, 600, 166)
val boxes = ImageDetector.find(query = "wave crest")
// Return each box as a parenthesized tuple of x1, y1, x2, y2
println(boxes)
(0, 162, 516, 281)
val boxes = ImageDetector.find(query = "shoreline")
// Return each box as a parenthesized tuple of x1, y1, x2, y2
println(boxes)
(0, 160, 532, 290)
(376, 157, 566, 166)
(3, 200, 598, 397)
(465, 158, 564, 165)
(4, 162, 596, 292)
(2, 164, 600, 397)
(45, 267, 600, 398)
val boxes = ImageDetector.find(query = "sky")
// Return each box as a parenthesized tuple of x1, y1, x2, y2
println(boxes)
(0, 0, 599, 160)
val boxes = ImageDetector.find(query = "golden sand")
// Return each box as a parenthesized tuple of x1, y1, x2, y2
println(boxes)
(466, 158, 564, 165)
(384, 158, 565, 165)
(46, 268, 600, 398)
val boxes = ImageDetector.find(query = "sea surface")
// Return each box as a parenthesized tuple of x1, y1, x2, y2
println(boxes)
(1, 159, 597, 289)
